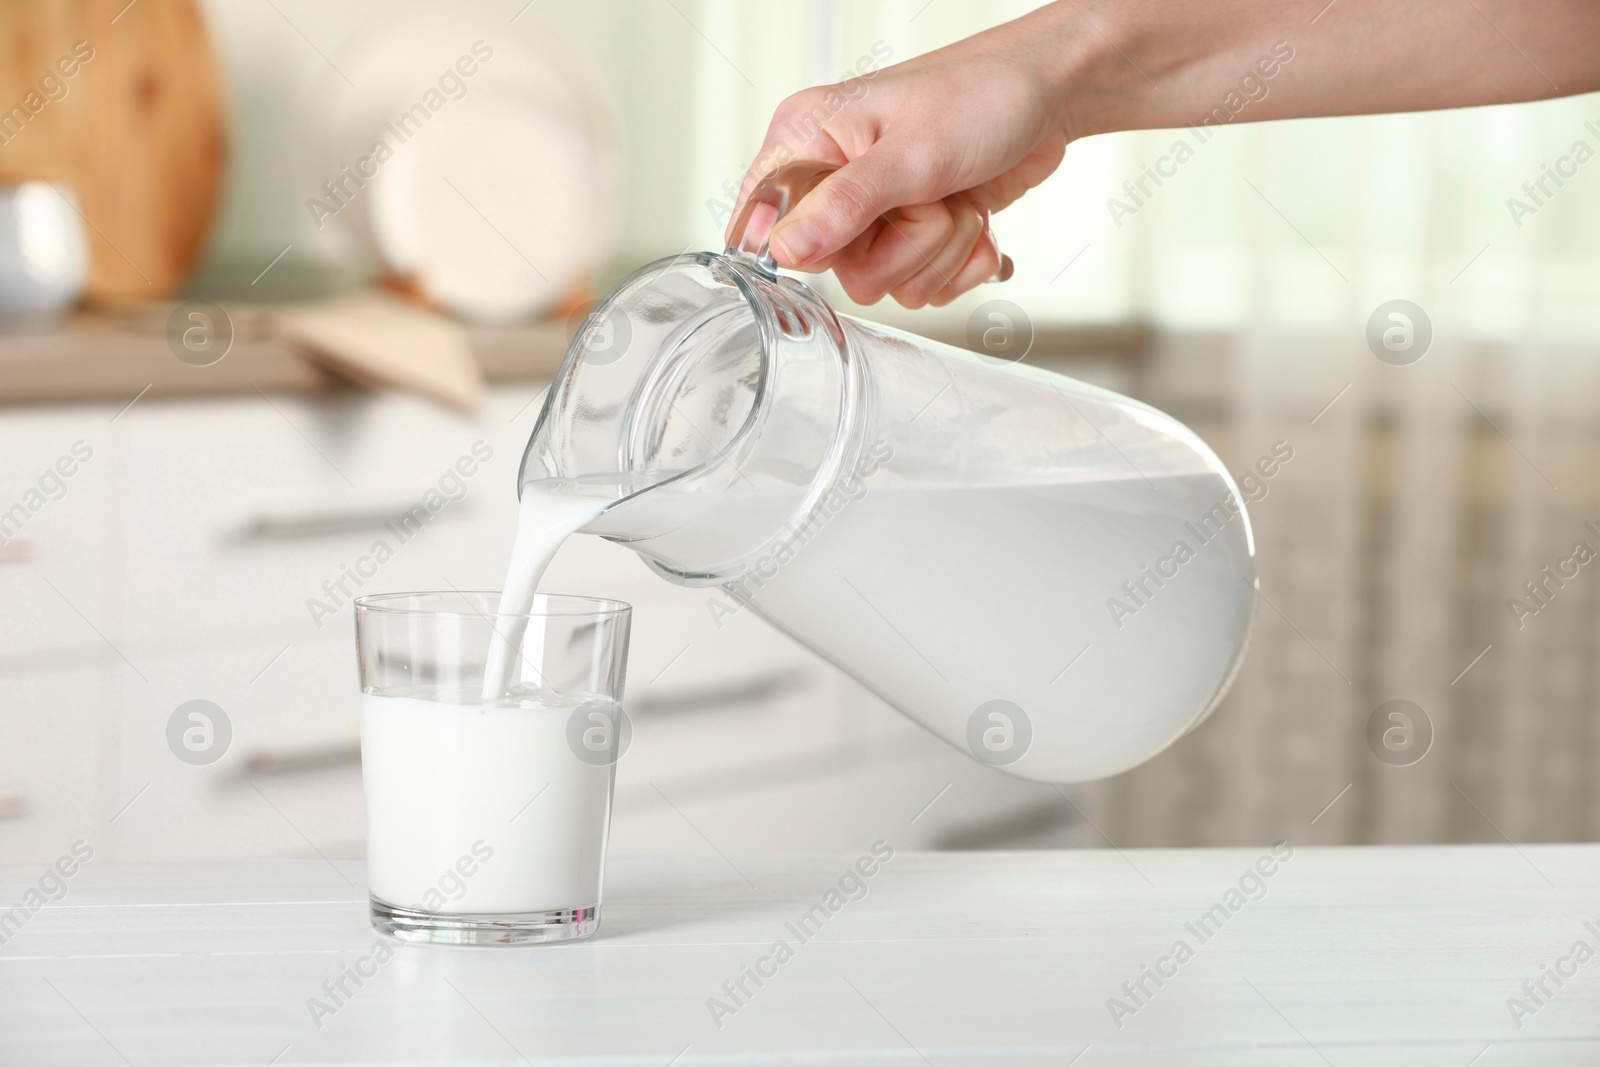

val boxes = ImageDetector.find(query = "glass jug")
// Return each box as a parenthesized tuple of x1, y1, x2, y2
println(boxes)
(519, 163, 1255, 782)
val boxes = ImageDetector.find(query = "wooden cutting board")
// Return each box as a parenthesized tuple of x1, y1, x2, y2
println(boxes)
(0, 0, 225, 302)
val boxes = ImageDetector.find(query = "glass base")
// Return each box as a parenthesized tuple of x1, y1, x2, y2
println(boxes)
(370, 897, 600, 945)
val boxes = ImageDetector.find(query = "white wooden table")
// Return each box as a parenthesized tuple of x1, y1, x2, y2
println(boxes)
(3, 847, 1598, 1065)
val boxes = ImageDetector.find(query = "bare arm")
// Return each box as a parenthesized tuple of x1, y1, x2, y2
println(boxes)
(733, 0, 1600, 308)
(1063, 0, 1599, 135)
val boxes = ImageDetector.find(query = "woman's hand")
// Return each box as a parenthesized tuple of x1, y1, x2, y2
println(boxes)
(726, 10, 1085, 309)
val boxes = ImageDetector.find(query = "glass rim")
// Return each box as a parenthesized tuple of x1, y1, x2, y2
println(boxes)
(353, 591, 631, 620)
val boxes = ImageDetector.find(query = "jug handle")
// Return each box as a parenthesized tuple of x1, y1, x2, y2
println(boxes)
(724, 161, 837, 277)
(724, 160, 1014, 281)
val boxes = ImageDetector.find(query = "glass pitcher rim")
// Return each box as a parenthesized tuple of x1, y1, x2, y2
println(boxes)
(518, 249, 854, 511)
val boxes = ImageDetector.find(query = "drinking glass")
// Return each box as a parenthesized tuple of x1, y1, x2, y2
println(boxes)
(355, 591, 631, 945)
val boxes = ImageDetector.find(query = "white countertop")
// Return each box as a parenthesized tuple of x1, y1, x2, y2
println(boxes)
(3, 847, 1598, 1065)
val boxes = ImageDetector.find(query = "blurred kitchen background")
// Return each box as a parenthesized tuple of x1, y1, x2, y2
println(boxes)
(3, 0, 1599, 864)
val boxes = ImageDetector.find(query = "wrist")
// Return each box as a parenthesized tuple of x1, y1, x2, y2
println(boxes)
(1029, 0, 1269, 140)
(1036, 1, 1299, 139)
(1010, 0, 1155, 142)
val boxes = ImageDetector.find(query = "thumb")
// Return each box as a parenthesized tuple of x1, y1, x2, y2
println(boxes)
(769, 145, 929, 268)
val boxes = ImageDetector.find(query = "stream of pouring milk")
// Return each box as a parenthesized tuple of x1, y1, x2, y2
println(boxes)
(363, 488, 612, 915)
(480, 489, 610, 702)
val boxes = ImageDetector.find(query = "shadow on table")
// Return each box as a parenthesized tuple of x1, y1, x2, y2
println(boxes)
(596, 855, 834, 942)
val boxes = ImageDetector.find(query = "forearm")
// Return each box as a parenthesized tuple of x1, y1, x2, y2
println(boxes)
(1006, 0, 1600, 139)
(741, 0, 1598, 304)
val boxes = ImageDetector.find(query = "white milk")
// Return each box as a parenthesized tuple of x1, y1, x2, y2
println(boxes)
(481, 488, 608, 703)
(362, 684, 614, 914)
(721, 473, 1255, 782)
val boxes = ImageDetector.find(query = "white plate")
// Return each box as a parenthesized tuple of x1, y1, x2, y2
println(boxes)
(315, 1, 619, 323)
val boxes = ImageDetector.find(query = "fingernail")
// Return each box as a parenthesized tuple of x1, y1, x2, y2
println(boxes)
(770, 221, 819, 265)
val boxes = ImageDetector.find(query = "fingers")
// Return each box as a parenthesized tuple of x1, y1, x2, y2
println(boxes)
(723, 91, 847, 251)
(722, 92, 1011, 307)
(768, 143, 933, 269)
(927, 236, 1004, 307)
(831, 200, 952, 304)
(829, 194, 1000, 308)
(889, 194, 987, 309)
(809, 218, 883, 278)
